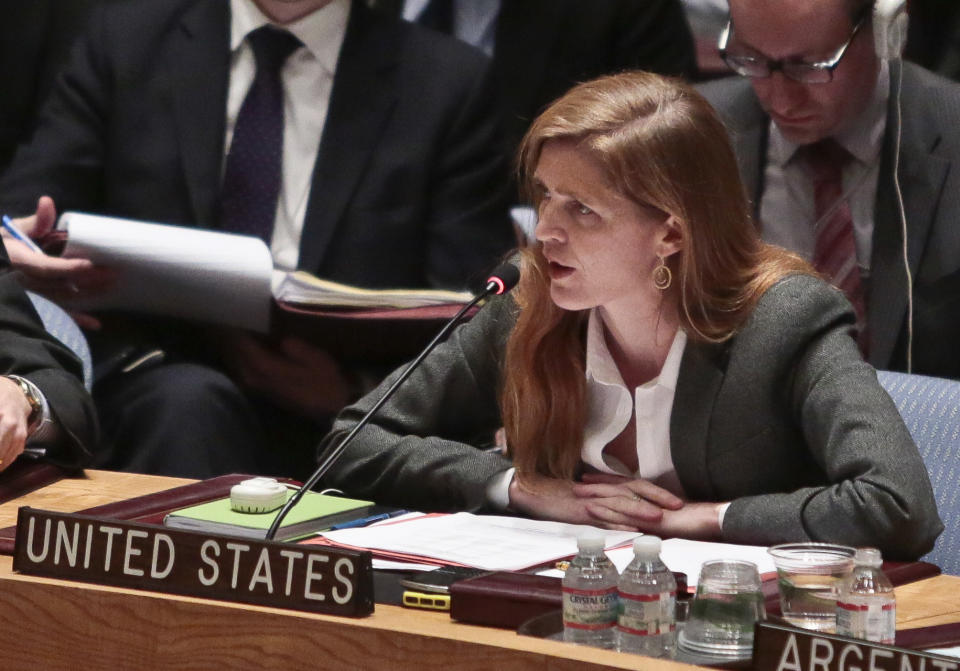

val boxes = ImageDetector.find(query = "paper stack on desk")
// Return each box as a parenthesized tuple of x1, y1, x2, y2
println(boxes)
(307, 512, 641, 572)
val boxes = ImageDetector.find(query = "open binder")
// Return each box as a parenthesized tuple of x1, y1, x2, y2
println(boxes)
(54, 212, 479, 361)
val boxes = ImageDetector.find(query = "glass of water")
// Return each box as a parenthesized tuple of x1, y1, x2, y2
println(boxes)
(678, 560, 765, 659)
(767, 543, 856, 632)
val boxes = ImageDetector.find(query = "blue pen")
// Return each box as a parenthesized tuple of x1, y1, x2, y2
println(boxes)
(329, 509, 410, 531)
(1, 215, 44, 254)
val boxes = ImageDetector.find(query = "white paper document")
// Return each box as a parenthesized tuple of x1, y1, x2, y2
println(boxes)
(605, 538, 777, 587)
(55, 212, 476, 332)
(59, 212, 274, 332)
(319, 512, 641, 571)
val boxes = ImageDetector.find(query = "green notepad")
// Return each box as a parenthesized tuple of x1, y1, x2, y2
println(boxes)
(162, 491, 375, 541)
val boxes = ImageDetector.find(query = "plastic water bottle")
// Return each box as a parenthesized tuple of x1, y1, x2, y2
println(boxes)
(617, 536, 677, 657)
(836, 547, 896, 644)
(562, 534, 619, 649)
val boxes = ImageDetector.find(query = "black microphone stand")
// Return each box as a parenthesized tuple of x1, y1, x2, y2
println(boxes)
(265, 267, 517, 540)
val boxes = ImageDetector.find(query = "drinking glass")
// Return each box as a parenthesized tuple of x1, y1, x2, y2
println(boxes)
(767, 543, 856, 632)
(677, 560, 765, 658)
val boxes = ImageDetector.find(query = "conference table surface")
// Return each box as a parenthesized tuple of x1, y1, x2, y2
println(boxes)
(0, 470, 956, 671)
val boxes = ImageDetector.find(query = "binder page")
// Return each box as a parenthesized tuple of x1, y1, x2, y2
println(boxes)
(273, 270, 474, 308)
(59, 212, 273, 332)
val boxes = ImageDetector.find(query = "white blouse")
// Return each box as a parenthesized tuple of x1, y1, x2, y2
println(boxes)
(486, 310, 689, 508)
(581, 310, 687, 497)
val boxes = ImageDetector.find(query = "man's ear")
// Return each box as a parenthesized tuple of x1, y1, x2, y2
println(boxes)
(657, 215, 684, 259)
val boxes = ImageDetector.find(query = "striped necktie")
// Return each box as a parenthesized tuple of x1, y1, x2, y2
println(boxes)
(801, 138, 869, 355)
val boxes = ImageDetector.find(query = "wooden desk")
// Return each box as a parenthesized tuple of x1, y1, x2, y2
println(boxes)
(0, 471, 955, 671)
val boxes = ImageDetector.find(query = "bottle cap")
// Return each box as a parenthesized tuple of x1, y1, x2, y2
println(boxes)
(576, 534, 605, 553)
(633, 535, 662, 557)
(853, 547, 883, 567)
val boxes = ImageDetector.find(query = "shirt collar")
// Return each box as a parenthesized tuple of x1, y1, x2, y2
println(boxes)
(585, 309, 687, 393)
(230, 0, 351, 74)
(768, 59, 890, 168)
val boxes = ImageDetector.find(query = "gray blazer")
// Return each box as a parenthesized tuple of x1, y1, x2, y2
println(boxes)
(698, 62, 960, 379)
(321, 274, 942, 560)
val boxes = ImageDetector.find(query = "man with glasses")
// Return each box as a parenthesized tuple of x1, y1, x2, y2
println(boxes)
(699, 0, 960, 380)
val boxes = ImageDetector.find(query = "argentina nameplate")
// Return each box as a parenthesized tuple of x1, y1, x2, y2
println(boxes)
(753, 621, 960, 671)
(12, 507, 374, 617)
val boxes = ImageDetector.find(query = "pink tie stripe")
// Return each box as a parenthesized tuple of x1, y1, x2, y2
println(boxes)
(803, 140, 869, 355)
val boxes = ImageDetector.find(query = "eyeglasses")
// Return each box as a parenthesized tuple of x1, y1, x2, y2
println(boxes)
(717, 10, 869, 84)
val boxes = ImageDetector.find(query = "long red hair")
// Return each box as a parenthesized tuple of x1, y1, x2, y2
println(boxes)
(500, 71, 810, 481)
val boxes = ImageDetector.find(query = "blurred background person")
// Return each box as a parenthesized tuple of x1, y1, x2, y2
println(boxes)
(377, 0, 697, 188)
(699, 0, 960, 379)
(0, 0, 514, 480)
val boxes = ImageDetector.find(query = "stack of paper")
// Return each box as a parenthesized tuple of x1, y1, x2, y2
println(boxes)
(274, 272, 474, 309)
(606, 538, 777, 587)
(308, 513, 779, 584)
(307, 513, 640, 572)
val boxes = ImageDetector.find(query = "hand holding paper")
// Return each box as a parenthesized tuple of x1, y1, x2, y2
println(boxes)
(1, 198, 112, 327)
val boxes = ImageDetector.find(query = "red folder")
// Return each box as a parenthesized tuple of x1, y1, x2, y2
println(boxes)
(272, 301, 478, 364)
(0, 461, 70, 506)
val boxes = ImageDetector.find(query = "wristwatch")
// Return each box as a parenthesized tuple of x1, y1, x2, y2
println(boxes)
(4, 375, 43, 435)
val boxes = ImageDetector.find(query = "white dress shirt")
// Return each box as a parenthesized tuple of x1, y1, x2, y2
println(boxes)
(582, 310, 687, 496)
(227, 0, 351, 271)
(486, 310, 688, 508)
(402, 0, 500, 56)
(759, 61, 889, 278)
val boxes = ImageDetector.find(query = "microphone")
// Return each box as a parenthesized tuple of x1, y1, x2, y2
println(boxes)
(265, 262, 520, 540)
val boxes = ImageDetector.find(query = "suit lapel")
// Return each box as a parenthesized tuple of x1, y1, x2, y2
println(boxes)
(868, 63, 949, 368)
(670, 341, 727, 501)
(297, 2, 399, 273)
(166, 1, 231, 226)
(725, 83, 768, 219)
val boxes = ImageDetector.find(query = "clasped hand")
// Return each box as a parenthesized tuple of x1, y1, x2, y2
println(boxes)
(509, 471, 722, 539)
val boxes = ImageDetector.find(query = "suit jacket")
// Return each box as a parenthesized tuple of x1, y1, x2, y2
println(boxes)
(0, 241, 98, 469)
(698, 62, 960, 378)
(320, 274, 942, 559)
(0, 0, 514, 291)
(0, 0, 101, 172)
(374, 0, 697, 160)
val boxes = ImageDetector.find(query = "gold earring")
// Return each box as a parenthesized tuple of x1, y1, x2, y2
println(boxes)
(653, 256, 672, 291)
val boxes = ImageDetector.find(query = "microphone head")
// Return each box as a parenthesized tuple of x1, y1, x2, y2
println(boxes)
(485, 263, 520, 295)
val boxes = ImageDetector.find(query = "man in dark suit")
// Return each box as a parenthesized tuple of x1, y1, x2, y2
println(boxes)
(380, 0, 697, 166)
(0, 239, 98, 471)
(698, 0, 960, 379)
(0, 0, 515, 478)
(0, 1, 102, 173)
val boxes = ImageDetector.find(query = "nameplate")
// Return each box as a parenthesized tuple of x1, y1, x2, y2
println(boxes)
(12, 507, 374, 617)
(753, 621, 960, 671)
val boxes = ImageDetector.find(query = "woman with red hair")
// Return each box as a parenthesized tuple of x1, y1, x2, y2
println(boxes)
(321, 71, 941, 559)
